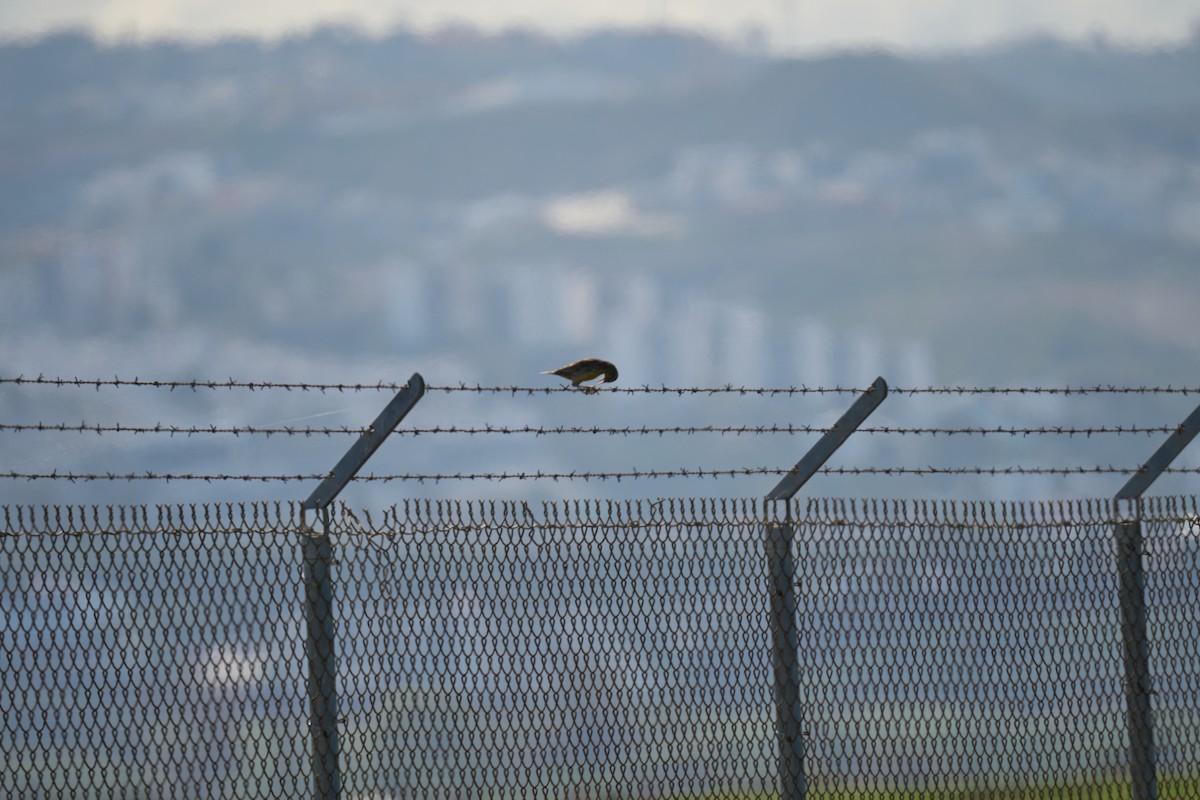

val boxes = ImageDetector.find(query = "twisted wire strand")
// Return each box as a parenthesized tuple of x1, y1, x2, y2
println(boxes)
(4, 375, 1200, 395)
(0, 422, 371, 437)
(0, 421, 1186, 437)
(6, 497, 1197, 537)
(3, 466, 1196, 482)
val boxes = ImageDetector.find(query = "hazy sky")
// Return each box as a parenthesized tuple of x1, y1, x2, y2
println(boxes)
(3, 0, 1199, 51)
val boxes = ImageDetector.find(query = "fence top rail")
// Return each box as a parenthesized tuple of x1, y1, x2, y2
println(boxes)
(3, 496, 1197, 536)
(4, 375, 1200, 395)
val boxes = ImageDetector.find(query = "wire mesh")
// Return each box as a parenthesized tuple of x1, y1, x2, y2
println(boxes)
(1, 503, 309, 800)
(2, 497, 1198, 798)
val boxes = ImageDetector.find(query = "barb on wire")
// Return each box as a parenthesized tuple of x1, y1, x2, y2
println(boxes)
(4, 466, 1199, 483)
(7, 375, 1200, 395)
(0, 422, 1187, 438)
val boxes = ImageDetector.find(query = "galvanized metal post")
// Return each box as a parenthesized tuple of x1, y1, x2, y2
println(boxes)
(304, 505, 340, 800)
(765, 515, 805, 800)
(300, 373, 426, 800)
(764, 377, 888, 800)
(1110, 398, 1200, 800)
(1113, 511, 1156, 800)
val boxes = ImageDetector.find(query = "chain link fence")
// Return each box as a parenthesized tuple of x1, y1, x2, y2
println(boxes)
(2, 497, 1198, 798)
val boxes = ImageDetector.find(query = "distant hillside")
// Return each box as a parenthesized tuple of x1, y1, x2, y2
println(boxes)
(956, 33, 1200, 112)
(249, 47, 1192, 201)
(3, 28, 1198, 213)
(676, 52, 1049, 149)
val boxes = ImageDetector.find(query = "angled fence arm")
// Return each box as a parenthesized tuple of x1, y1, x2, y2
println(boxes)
(303, 374, 427, 512)
(1112, 398, 1200, 800)
(300, 372, 426, 800)
(764, 377, 888, 800)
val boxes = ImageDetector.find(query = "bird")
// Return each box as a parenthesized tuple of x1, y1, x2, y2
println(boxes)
(541, 358, 619, 392)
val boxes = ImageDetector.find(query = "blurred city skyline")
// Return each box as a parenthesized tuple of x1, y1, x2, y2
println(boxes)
(3, 0, 1199, 52)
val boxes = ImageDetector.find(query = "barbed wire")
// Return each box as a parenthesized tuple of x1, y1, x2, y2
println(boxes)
(0, 375, 409, 393)
(435, 385, 870, 396)
(4, 375, 1200, 395)
(3, 466, 1198, 483)
(0, 422, 370, 437)
(432, 384, 1200, 396)
(0, 421, 1187, 438)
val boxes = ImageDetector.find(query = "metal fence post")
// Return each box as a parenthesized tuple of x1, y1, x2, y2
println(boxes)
(1113, 511, 1155, 800)
(300, 373, 425, 800)
(303, 505, 340, 800)
(1111, 398, 1200, 800)
(765, 516, 805, 799)
(764, 377, 888, 800)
